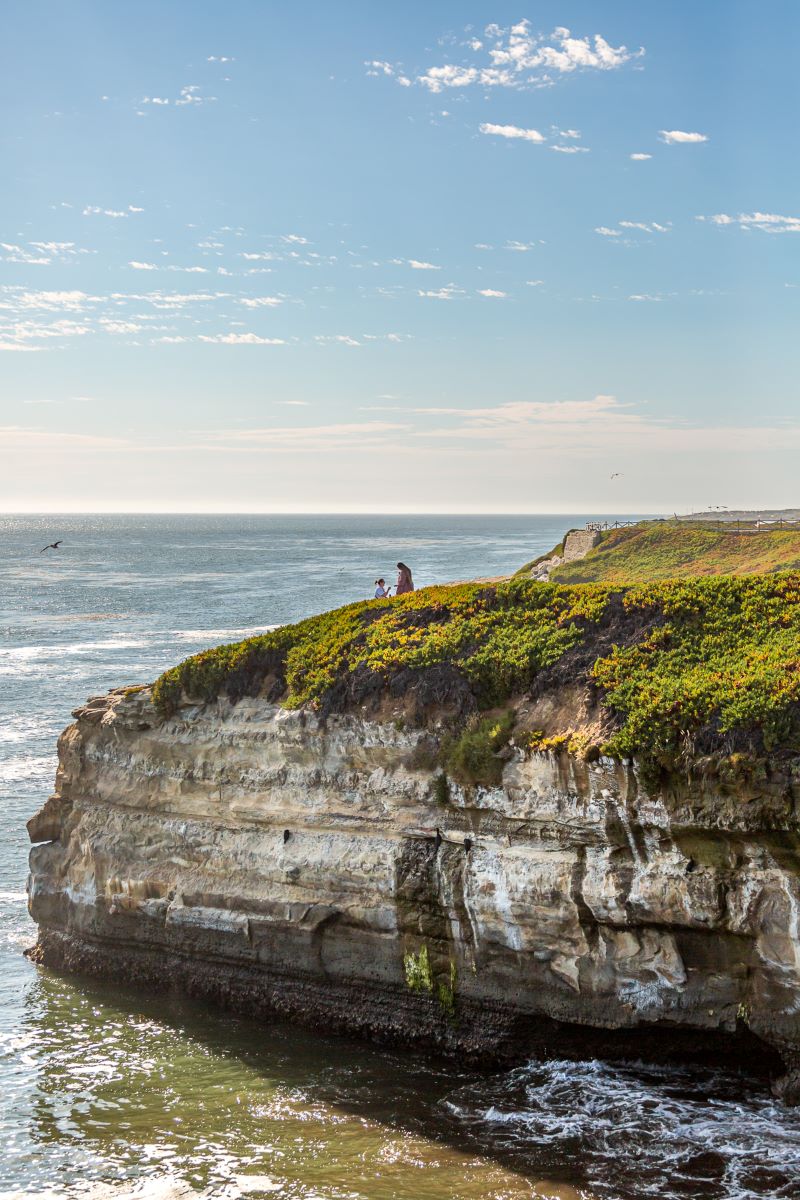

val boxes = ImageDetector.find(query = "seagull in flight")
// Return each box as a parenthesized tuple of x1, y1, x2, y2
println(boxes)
(40, 540, 63, 553)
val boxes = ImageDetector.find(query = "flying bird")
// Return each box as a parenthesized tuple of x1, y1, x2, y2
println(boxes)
(610, 472, 623, 480)
(40, 540, 62, 553)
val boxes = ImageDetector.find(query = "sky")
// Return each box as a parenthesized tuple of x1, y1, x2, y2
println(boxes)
(1, 1, 799, 513)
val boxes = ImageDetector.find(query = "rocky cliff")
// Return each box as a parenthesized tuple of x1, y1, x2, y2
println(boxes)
(27, 679, 800, 1100)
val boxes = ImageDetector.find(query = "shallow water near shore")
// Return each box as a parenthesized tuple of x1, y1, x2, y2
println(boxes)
(2, 513, 800, 1200)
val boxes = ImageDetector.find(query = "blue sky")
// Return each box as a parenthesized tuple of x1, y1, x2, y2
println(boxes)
(2, 1, 799, 512)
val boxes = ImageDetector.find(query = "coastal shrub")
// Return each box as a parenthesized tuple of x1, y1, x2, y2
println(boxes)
(443, 710, 515, 786)
(592, 574, 800, 766)
(152, 571, 800, 772)
(153, 579, 610, 717)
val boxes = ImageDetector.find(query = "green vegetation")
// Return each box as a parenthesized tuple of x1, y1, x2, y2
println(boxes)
(403, 944, 433, 993)
(153, 580, 606, 717)
(403, 945, 457, 1017)
(432, 772, 451, 807)
(593, 574, 800, 763)
(546, 521, 800, 584)
(152, 571, 800, 774)
(443, 710, 515, 786)
(437, 960, 458, 1019)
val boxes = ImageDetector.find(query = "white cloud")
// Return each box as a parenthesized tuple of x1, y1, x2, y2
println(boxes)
(0, 244, 52, 265)
(526, 279, 544, 286)
(388, 22, 642, 92)
(630, 152, 652, 160)
(480, 122, 545, 143)
(365, 60, 396, 77)
(558, 129, 581, 139)
(417, 284, 463, 300)
(207, 56, 235, 63)
(82, 206, 128, 217)
(619, 220, 670, 233)
(98, 319, 144, 334)
(628, 294, 664, 302)
(198, 332, 286, 345)
(477, 289, 506, 298)
(659, 130, 708, 144)
(597, 221, 670, 238)
(129, 261, 158, 270)
(698, 211, 800, 234)
(315, 334, 361, 346)
(505, 240, 535, 252)
(282, 234, 311, 245)
(551, 144, 589, 153)
(407, 260, 441, 270)
(0, 289, 101, 312)
(176, 85, 209, 106)
(239, 296, 283, 307)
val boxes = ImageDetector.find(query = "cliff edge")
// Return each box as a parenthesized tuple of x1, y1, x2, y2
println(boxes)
(27, 574, 800, 1098)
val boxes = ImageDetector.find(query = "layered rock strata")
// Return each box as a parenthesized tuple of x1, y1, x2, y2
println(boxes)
(27, 687, 800, 1097)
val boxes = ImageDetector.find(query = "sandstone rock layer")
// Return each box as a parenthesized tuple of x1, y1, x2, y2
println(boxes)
(27, 687, 800, 1095)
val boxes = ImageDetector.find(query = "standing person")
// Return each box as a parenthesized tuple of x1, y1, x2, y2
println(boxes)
(374, 578, 391, 598)
(395, 562, 414, 595)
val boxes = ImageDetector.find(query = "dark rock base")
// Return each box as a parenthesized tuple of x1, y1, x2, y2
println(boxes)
(30, 929, 786, 1087)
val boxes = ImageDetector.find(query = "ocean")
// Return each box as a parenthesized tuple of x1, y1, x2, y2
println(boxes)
(1, 513, 799, 1200)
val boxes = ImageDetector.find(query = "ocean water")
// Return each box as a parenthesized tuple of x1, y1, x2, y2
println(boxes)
(1, 512, 799, 1200)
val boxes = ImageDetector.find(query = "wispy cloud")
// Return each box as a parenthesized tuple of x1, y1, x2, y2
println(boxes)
(697, 211, 800, 233)
(659, 130, 707, 144)
(197, 332, 286, 345)
(417, 284, 464, 300)
(140, 85, 217, 110)
(630, 152, 652, 160)
(83, 205, 143, 217)
(1, 241, 91, 265)
(314, 334, 361, 346)
(239, 296, 284, 307)
(477, 288, 506, 298)
(596, 220, 670, 238)
(407, 259, 441, 270)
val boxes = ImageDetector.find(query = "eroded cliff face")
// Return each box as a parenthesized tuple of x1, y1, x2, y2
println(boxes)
(27, 687, 800, 1096)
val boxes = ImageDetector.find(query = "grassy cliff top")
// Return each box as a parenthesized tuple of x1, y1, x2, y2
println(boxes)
(153, 573, 800, 772)
(536, 522, 800, 584)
